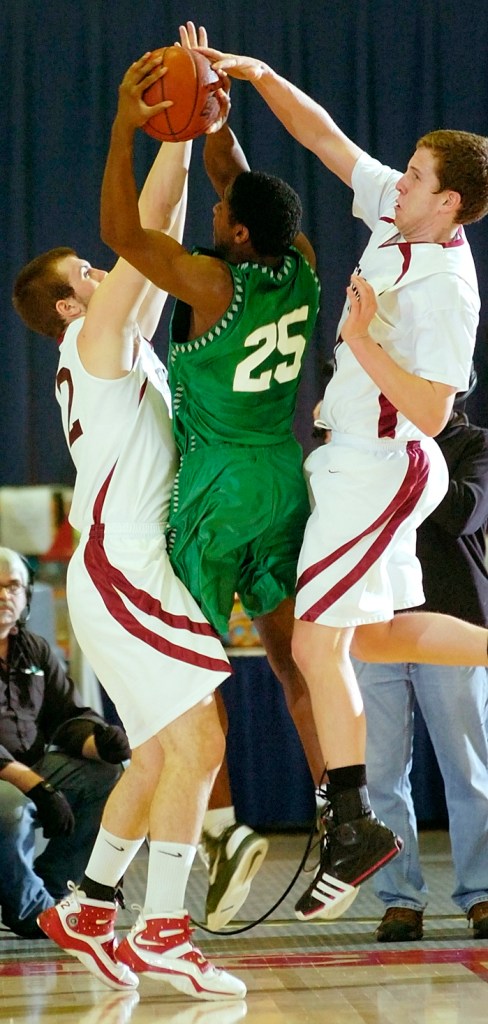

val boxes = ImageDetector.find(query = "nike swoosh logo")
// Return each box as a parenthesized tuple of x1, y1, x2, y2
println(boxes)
(158, 851, 183, 858)
(106, 842, 124, 851)
(133, 929, 182, 946)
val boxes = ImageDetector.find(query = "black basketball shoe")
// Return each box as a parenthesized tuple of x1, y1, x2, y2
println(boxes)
(295, 811, 403, 921)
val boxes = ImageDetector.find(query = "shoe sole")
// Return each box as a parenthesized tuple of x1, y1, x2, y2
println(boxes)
(295, 837, 403, 922)
(116, 946, 246, 1001)
(206, 837, 269, 930)
(301, 884, 361, 921)
(376, 927, 423, 942)
(37, 910, 138, 991)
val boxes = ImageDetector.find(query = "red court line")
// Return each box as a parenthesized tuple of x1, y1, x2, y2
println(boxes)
(3, 946, 488, 982)
(215, 947, 488, 981)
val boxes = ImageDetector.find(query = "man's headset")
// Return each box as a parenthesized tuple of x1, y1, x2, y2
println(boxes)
(18, 554, 35, 625)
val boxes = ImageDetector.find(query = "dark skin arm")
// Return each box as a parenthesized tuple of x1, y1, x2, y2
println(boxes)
(203, 123, 250, 197)
(100, 54, 234, 339)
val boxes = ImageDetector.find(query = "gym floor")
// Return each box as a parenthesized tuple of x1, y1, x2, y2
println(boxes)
(1, 829, 486, 1024)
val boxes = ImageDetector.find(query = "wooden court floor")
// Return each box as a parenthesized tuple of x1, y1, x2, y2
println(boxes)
(1, 830, 487, 1023)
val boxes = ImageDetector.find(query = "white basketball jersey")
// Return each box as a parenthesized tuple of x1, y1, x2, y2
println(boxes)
(57, 318, 178, 532)
(321, 152, 480, 441)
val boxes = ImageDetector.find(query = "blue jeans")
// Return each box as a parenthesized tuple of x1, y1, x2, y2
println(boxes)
(355, 660, 488, 914)
(0, 751, 120, 937)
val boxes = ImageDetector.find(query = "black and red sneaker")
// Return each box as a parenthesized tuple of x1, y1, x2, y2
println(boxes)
(295, 812, 403, 922)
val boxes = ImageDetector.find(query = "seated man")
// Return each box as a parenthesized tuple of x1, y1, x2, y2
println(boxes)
(0, 546, 129, 938)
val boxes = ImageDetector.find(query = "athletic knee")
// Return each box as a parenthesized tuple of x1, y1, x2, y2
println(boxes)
(291, 626, 344, 680)
(161, 701, 225, 779)
(125, 749, 162, 794)
(291, 629, 310, 678)
(187, 718, 225, 778)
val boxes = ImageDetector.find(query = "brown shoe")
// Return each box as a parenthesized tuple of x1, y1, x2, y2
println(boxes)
(376, 907, 423, 942)
(467, 902, 488, 938)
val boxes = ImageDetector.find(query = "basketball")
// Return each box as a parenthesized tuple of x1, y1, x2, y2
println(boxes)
(143, 46, 221, 142)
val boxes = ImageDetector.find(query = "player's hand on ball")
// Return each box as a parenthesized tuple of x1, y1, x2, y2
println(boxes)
(205, 78, 231, 134)
(117, 53, 172, 130)
(179, 20, 231, 134)
(196, 47, 269, 83)
(341, 274, 377, 347)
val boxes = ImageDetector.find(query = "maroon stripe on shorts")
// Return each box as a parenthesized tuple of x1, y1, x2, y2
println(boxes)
(82, 468, 229, 673)
(297, 441, 429, 622)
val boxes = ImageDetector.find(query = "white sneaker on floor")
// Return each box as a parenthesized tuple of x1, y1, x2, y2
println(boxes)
(37, 882, 138, 990)
(115, 909, 246, 1001)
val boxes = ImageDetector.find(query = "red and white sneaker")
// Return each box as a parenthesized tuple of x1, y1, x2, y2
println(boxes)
(37, 882, 138, 991)
(116, 910, 246, 1001)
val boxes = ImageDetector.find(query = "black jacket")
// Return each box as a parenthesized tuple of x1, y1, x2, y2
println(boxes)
(416, 414, 488, 626)
(0, 627, 104, 771)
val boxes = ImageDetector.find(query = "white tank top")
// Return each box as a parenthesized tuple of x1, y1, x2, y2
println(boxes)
(56, 318, 178, 532)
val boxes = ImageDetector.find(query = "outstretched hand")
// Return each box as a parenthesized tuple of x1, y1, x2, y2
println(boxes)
(195, 46, 269, 83)
(178, 19, 208, 50)
(178, 21, 231, 134)
(116, 53, 172, 131)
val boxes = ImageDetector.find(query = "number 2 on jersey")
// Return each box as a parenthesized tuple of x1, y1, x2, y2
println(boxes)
(233, 306, 309, 393)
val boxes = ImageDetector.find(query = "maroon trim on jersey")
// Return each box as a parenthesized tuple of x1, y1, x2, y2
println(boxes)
(297, 441, 429, 622)
(380, 216, 395, 224)
(82, 467, 230, 674)
(394, 242, 412, 284)
(56, 366, 82, 446)
(378, 392, 398, 438)
(139, 378, 148, 403)
(377, 236, 412, 285)
(441, 227, 464, 248)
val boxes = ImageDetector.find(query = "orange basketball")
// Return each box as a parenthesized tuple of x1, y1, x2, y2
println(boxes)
(143, 46, 221, 142)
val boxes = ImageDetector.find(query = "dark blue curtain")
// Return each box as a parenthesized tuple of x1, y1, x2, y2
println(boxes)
(2, 0, 487, 485)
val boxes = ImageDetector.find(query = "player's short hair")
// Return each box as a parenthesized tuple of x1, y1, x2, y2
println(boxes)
(228, 171, 302, 256)
(12, 247, 78, 338)
(417, 129, 488, 224)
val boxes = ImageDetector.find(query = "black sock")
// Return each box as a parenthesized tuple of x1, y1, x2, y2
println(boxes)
(81, 875, 116, 904)
(327, 765, 371, 824)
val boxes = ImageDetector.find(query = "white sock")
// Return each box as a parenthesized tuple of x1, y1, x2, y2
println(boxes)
(84, 826, 145, 888)
(203, 806, 236, 838)
(144, 841, 196, 914)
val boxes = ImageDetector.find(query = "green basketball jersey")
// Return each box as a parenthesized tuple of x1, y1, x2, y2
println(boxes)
(168, 247, 320, 452)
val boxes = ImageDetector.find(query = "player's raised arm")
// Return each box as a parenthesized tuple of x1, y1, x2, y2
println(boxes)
(203, 124, 249, 199)
(100, 53, 234, 325)
(134, 139, 191, 340)
(199, 47, 362, 187)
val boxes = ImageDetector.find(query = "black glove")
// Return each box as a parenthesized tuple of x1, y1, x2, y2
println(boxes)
(28, 781, 75, 838)
(93, 723, 131, 764)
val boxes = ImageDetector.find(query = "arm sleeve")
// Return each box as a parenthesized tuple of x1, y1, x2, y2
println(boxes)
(51, 717, 99, 756)
(351, 152, 402, 229)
